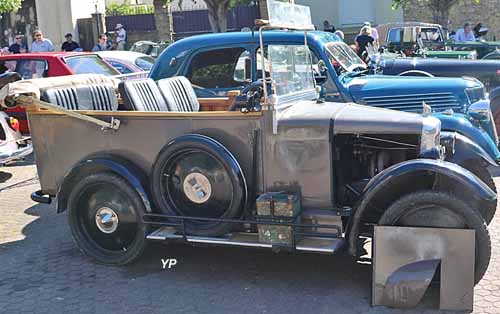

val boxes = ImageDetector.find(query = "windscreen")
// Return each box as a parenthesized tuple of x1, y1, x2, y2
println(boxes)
(324, 41, 366, 73)
(65, 55, 119, 76)
(268, 45, 315, 97)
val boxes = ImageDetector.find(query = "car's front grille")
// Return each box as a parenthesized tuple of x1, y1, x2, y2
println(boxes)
(362, 92, 463, 113)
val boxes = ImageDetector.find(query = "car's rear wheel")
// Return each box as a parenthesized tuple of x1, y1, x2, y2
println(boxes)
(67, 172, 147, 266)
(378, 191, 491, 284)
(151, 136, 247, 236)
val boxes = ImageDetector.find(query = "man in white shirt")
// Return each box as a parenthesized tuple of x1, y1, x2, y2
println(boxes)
(115, 24, 127, 50)
(455, 22, 476, 42)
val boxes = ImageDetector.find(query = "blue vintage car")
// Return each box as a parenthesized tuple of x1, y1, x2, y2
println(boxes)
(367, 55, 500, 132)
(150, 31, 500, 199)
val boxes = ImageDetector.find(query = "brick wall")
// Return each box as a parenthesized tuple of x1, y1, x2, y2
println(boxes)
(403, 0, 500, 40)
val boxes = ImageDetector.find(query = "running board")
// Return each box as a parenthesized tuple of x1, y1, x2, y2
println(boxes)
(147, 227, 344, 253)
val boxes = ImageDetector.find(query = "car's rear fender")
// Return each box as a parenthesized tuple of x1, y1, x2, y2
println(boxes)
(56, 155, 152, 214)
(346, 159, 496, 256)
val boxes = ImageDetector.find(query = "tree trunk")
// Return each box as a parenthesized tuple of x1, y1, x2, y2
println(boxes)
(205, 0, 230, 33)
(153, 0, 173, 42)
(429, 0, 457, 28)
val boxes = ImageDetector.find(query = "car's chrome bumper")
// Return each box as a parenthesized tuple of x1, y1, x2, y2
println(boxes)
(0, 143, 33, 164)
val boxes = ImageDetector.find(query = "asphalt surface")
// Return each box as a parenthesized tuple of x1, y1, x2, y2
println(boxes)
(1, 156, 500, 314)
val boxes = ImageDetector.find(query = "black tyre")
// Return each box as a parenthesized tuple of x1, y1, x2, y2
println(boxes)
(151, 136, 247, 236)
(378, 191, 491, 284)
(68, 172, 147, 266)
(462, 161, 497, 224)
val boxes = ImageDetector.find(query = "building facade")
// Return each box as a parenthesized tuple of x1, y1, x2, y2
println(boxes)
(295, 0, 403, 35)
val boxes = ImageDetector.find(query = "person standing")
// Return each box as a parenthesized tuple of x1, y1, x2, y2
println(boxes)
(455, 22, 476, 42)
(91, 34, 108, 52)
(9, 35, 28, 54)
(355, 26, 374, 58)
(363, 22, 379, 45)
(115, 24, 127, 50)
(61, 33, 80, 52)
(31, 30, 54, 52)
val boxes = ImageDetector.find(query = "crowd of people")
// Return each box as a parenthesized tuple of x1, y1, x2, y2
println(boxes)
(1, 24, 127, 55)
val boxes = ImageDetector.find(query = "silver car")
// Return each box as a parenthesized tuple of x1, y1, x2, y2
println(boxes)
(0, 111, 32, 165)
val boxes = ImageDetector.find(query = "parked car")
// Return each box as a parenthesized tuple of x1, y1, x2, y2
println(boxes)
(0, 111, 32, 165)
(130, 40, 168, 58)
(96, 51, 154, 75)
(149, 30, 500, 218)
(367, 54, 500, 131)
(0, 52, 120, 133)
(2, 29, 494, 286)
(377, 22, 500, 59)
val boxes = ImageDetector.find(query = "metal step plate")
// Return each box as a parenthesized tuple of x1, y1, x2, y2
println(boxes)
(295, 237, 344, 253)
(147, 227, 344, 253)
(147, 226, 183, 240)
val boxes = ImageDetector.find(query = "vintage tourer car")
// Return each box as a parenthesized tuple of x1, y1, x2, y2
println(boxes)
(149, 30, 500, 220)
(0, 5, 495, 310)
(0, 2, 495, 289)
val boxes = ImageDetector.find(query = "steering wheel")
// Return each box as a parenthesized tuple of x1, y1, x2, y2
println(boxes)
(229, 79, 272, 112)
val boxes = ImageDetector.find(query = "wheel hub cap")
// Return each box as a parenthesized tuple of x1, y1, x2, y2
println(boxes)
(95, 207, 119, 234)
(183, 172, 212, 204)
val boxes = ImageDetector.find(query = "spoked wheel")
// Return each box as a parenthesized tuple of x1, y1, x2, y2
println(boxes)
(378, 191, 491, 284)
(68, 173, 147, 266)
(152, 136, 247, 236)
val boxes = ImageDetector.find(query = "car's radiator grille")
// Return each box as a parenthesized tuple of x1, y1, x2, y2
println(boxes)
(362, 93, 463, 113)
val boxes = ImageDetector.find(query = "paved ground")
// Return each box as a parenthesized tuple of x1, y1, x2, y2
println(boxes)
(1, 157, 500, 314)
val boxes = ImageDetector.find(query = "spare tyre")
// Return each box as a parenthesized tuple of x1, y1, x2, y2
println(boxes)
(151, 134, 247, 236)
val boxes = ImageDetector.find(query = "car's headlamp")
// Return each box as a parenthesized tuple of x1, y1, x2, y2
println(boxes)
(421, 116, 441, 156)
(465, 86, 486, 104)
(467, 99, 491, 122)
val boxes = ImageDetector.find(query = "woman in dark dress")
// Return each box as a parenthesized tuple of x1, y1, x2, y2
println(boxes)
(355, 26, 374, 60)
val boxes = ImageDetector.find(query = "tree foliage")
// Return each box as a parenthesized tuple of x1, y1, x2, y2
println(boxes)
(392, 0, 480, 27)
(106, 3, 154, 16)
(0, 0, 22, 13)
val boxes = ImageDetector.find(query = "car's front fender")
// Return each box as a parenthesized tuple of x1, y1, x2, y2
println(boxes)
(346, 159, 496, 256)
(434, 112, 500, 161)
(441, 131, 498, 166)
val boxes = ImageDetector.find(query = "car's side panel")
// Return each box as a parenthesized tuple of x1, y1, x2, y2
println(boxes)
(27, 111, 264, 197)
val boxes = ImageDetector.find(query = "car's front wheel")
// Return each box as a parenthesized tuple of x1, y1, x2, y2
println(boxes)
(378, 191, 491, 284)
(461, 161, 497, 225)
(67, 172, 147, 266)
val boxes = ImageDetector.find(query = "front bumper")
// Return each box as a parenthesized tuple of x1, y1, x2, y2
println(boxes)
(0, 143, 33, 164)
